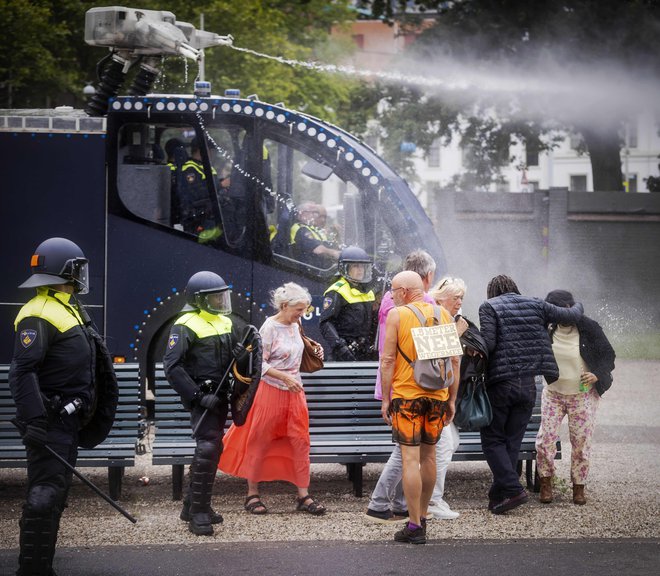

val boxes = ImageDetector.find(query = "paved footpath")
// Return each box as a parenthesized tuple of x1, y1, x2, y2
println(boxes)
(1, 539, 658, 576)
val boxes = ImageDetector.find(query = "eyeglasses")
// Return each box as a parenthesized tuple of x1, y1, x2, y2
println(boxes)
(390, 286, 407, 294)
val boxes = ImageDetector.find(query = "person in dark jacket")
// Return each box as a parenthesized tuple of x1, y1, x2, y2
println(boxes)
(9, 237, 98, 576)
(535, 289, 615, 506)
(478, 275, 584, 515)
(163, 270, 254, 536)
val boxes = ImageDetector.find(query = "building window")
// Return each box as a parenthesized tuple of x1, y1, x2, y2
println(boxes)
(525, 140, 539, 166)
(570, 174, 588, 192)
(569, 133, 583, 150)
(428, 139, 441, 168)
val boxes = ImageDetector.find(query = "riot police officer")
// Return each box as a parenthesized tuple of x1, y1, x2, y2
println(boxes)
(9, 237, 109, 576)
(319, 246, 377, 361)
(163, 271, 255, 536)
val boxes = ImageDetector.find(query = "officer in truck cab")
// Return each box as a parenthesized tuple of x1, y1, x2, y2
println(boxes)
(178, 136, 228, 243)
(9, 237, 116, 576)
(320, 246, 377, 361)
(289, 202, 340, 268)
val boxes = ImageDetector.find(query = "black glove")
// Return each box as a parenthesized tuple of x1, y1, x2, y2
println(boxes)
(232, 342, 250, 364)
(21, 417, 48, 448)
(199, 394, 220, 412)
(335, 344, 356, 362)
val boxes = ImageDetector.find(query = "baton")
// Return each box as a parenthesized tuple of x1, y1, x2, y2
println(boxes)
(191, 325, 257, 439)
(12, 419, 137, 524)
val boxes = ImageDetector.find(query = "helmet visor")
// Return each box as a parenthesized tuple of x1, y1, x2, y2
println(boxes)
(344, 262, 373, 285)
(198, 289, 232, 315)
(60, 258, 89, 294)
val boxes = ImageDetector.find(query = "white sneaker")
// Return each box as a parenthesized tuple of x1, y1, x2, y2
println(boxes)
(427, 499, 459, 520)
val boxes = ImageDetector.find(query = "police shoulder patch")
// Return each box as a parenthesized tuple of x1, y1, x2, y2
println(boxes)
(323, 296, 333, 310)
(168, 333, 179, 349)
(20, 329, 37, 348)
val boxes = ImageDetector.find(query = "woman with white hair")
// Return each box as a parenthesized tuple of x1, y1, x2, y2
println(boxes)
(219, 282, 327, 516)
(426, 275, 473, 519)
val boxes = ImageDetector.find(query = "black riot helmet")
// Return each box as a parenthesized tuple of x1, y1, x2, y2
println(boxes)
(338, 246, 373, 285)
(185, 271, 232, 315)
(19, 237, 89, 294)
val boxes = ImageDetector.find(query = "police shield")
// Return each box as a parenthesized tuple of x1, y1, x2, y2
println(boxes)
(230, 326, 262, 426)
(78, 328, 119, 449)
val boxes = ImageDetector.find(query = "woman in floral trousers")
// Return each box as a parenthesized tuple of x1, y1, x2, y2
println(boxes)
(536, 290, 616, 505)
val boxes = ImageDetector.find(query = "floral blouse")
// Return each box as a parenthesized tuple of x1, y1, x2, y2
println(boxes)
(259, 316, 305, 391)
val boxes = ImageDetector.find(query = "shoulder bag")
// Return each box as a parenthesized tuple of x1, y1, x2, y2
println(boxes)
(298, 321, 324, 373)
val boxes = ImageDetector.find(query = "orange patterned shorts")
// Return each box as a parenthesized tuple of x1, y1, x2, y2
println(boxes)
(390, 397, 447, 446)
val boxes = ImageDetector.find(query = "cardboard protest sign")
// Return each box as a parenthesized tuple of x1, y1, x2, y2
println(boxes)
(411, 323, 463, 360)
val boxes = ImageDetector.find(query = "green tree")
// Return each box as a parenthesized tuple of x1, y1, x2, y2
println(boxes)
(0, 0, 98, 108)
(364, 0, 660, 191)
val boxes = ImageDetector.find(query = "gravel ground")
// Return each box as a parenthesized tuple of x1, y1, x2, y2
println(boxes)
(1, 359, 658, 547)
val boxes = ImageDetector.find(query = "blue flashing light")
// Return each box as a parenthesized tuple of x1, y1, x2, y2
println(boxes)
(129, 343, 135, 349)
(171, 287, 178, 293)
(134, 325, 140, 330)
(143, 309, 149, 315)
(246, 292, 251, 297)
(156, 297, 162, 302)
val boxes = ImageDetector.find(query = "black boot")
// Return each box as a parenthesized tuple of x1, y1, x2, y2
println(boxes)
(187, 442, 219, 536)
(17, 510, 58, 576)
(180, 493, 223, 524)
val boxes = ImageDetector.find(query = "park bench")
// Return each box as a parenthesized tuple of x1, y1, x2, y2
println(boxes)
(151, 362, 559, 499)
(0, 364, 142, 500)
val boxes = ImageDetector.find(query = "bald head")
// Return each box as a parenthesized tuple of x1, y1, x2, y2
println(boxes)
(391, 270, 424, 304)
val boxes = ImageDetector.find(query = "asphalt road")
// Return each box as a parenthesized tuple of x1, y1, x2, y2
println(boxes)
(1, 539, 658, 576)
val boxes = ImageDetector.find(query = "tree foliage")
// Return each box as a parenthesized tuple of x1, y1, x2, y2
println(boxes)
(364, 0, 660, 191)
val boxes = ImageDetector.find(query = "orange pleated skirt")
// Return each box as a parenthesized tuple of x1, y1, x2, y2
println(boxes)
(219, 381, 311, 487)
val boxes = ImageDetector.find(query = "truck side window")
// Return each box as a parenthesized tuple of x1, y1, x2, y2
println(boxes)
(116, 123, 250, 251)
(117, 123, 173, 227)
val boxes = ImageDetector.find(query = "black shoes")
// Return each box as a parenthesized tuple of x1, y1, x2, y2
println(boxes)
(364, 508, 408, 524)
(490, 490, 529, 515)
(188, 512, 214, 536)
(394, 523, 426, 545)
(180, 500, 224, 524)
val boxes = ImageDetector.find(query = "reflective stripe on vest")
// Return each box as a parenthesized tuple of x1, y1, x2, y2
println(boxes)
(182, 159, 206, 179)
(289, 223, 327, 245)
(14, 287, 84, 332)
(175, 310, 233, 338)
(324, 277, 375, 303)
(181, 159, 218, 179)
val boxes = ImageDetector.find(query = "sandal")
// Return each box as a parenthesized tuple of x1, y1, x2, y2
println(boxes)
(296, 495, 326, 516)
(244, 494, 267, 515)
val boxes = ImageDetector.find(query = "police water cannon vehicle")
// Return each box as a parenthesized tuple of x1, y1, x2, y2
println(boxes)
(0, 6, 446, 396)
